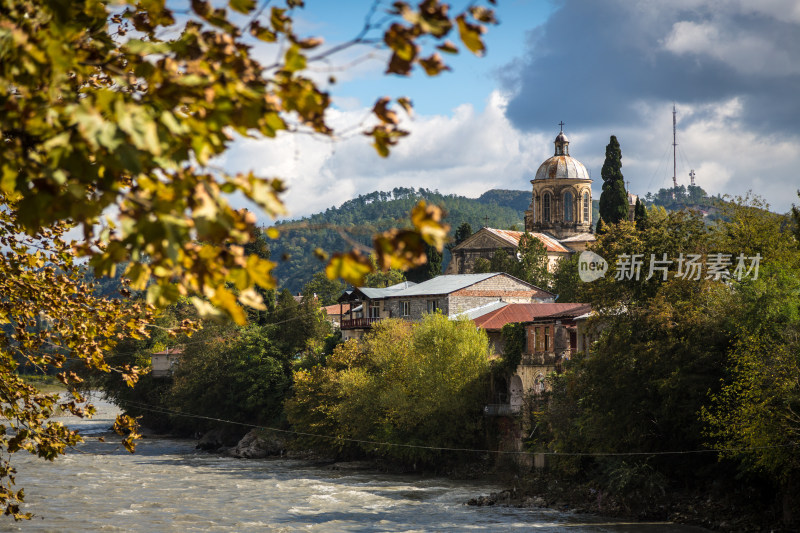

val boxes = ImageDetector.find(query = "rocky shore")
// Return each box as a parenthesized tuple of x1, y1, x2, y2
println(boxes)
(467, 473, 791, 533)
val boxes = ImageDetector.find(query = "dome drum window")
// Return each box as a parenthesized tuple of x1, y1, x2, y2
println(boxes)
(563, 191, 574, 222)
(543, 193, 551, 223)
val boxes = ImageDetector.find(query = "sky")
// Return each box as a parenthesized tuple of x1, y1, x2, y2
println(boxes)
(218, 0, 800, 221)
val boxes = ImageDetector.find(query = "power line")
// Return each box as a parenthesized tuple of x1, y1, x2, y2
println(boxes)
(115, 399, 800, 458)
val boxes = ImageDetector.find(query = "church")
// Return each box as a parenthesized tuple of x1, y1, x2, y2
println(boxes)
(445, 128, 637, 274)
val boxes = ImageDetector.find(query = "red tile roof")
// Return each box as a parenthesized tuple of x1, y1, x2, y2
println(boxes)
(484, 228, 570, 253)
(472, 303, 591, 330)
(323, 303, 351, 316)
(152, 347, 183, 356)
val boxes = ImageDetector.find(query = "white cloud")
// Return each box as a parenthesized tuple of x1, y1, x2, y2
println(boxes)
(662, 20, 800, 76)
(220, 91, 555, 222)
(596, 98, 800, 209)
(218, 89, 800, 227)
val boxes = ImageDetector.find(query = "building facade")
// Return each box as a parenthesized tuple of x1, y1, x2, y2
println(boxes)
(337, 273, 556, 341)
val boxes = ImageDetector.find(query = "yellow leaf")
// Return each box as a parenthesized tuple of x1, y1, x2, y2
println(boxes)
(456, 14, 486, 56)
(410, 201, 449, 250)
(211, 287, 247, 325)
(397, 97, 413, 117)
(191, 297, 225, 320)
(247, 254, 277, 289)
(326, 252, 373, 286)
(230, 0, 256, 14)
(238, 287, 266, 310)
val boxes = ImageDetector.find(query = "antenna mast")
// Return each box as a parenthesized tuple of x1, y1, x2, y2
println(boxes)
(672, 104, 678, 189)
(689, 169, 696, 186)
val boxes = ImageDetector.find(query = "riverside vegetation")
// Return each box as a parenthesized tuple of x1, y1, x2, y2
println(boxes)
(93, 192, 800, 530)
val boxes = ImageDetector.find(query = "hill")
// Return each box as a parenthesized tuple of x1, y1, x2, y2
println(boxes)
(268, 187, 605, 293)
(269, 188, 535, 293)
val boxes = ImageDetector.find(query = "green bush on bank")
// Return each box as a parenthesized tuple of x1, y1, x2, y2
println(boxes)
(286, 314, 491, 467)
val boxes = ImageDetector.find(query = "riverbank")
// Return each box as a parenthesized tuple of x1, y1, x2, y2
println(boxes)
(139, 423, 792, 532)
(184, 428, 721, 530)
(14, 401, 696, 533)
(467, 469, 790, 533)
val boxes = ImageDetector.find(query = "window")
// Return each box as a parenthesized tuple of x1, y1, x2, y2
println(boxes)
(544, 326, 550, 351)
(535, 326, 543, 352)
(583, 192, 590, 223)
(543, 193, 551, 222)
(426, 299, 439, 313)
(563, 191, 574, 222)
(401, 301, 411, 317)
(369, 301, 380, 318)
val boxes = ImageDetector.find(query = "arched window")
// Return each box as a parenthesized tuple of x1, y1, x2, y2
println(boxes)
(563, 191, 573, 222)
(583, 192, 590, 223)
(543, 193, 551, 223)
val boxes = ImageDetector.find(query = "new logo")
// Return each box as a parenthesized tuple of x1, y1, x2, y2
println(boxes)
(578, 251, 608, 282)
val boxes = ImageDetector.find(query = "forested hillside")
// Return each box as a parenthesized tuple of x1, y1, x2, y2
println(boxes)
(269, 188, 525, 292)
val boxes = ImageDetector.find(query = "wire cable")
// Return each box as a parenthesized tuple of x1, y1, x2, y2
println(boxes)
(114, 398, 800, 458)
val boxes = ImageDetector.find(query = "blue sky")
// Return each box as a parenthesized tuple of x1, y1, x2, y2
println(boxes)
(291, 0, 557, 115)
(220, 0, 800, 220)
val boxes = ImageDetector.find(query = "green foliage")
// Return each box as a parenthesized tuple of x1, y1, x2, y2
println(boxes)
(168, 325, 291, 433)
(540, 194, 800, 517)
(598, 135, 629, 226)
(270, 188, 526, 292)
(406, 242, 443, 283)
(702, 197, 800, 494)
(101, 292, 331, 434)
(1, 0, 497, 323)
(583, 211, 707, 310)
(286, 314, 491, 466)
(500, 323, 525, 373)
(518, 232, 553, 288)
(595, 217, 606, 234)
(471, 233, 552, 288)
(551, 255, 583, 303)
(453, 222, 474, 247)
(302, 272, 345, 307)
(363, 266, 407, 288)
(634, 198, 647, 228)
(646, 184, 717, 211)
(476, 189, 531, 211)
(792, 190, 800, 242)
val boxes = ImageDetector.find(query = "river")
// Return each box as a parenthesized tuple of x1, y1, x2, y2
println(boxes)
(2, 396, 706, 532)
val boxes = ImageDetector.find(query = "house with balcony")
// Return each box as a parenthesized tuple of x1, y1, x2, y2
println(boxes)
(471, 302, 591, 415)
(336, 281, 417, 340)
(337, 273, 556, 341)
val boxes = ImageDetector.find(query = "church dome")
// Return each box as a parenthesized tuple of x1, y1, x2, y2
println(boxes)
(534, 131, 590, 181)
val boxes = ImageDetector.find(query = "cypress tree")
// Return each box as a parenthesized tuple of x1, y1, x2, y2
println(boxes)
(453, 222, 473, 246)
(634, 198, 647, 229)
(598, 135, 629, 225)
(595, 217, 606, 234)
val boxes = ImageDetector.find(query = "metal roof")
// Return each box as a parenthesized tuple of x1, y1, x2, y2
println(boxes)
(451, 300, 508, 320)
(472, 303, 592, 330)
(559, 232, 596, 243)
(534, 155, 590, 181)
(483, 228, 571, 253)
(341, 281, 417, 301)
(391, 273, 499, 297)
